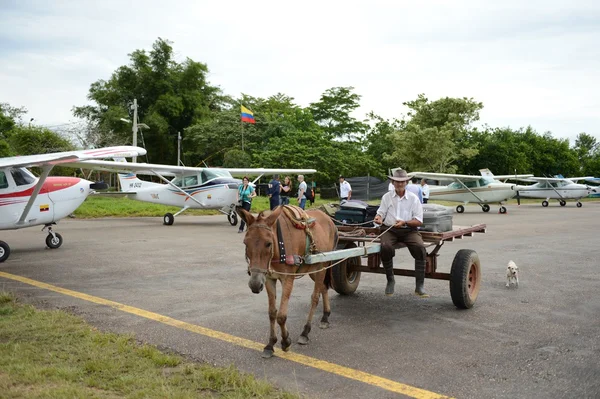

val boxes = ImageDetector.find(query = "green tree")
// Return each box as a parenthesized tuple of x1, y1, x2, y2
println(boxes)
(73, 38, 224, 164)
(364, 112, 403, 177)
(387, 94, 482, 172)
(309, 87, 369, 140)
(573, 133, 598, 175)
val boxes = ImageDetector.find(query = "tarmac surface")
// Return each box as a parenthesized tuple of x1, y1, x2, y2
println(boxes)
(1, 202, 599, 399)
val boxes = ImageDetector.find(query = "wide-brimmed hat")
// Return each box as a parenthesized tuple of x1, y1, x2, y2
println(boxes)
(388, 169, 411, 182)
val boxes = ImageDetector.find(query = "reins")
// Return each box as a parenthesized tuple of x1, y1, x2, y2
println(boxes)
(257, 223, 396, 277)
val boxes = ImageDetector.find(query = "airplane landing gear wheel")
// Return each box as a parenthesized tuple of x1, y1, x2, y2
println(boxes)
(559, 200, 566, 206)
(228, 211, 238, 226)
(456, 205, 465, 213)
(0, 241, 10, 262)
(542, 201, 549, 207)
(482, 204, 490, 213)
(163, 213, 174, 226)
(499, 206, 507, 214)
(577, 201, 583, 208)
(45, 233, 63, 249)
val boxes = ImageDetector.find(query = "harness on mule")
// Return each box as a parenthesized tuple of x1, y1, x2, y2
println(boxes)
(274, 205, 317, 266)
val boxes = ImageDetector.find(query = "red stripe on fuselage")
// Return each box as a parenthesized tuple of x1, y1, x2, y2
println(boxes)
(0, 177, 82, 198)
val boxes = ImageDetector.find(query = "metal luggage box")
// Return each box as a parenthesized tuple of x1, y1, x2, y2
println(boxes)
(421, 204, 454, 232)
(334, 209, 365, 224)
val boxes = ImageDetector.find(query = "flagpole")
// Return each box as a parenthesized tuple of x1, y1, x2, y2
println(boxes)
(241, 117, 244, 152)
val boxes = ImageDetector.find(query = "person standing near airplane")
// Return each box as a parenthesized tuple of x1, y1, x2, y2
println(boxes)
(297, 175, 307, 209)
(373, 169, 428, 298)
(280, 176, 293, 206)
(420, 179, 430, 204)
(237, 176, 257, 233)
(339, 175, 352, 202)
(267, 174, 281, 210)
(406, 178, 423, 203)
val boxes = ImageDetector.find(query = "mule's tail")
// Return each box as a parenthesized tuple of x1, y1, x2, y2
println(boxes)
(324, 267, 332, 289)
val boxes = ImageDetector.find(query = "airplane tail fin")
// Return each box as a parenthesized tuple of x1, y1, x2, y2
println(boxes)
(113, 157, 142, 193)
(479, 168, 494, 177)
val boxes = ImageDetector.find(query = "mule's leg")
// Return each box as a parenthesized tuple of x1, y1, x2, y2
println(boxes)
(262, 278, 278, 358)
(298, 270, 325, 345)
(277, 276, 294, 352)
(320, 272, 331, 329)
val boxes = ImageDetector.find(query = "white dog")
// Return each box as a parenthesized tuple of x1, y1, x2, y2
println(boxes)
(506, 260, 519, 288)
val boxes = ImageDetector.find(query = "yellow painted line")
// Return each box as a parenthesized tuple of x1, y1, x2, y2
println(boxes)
(0, 271, 452, 399)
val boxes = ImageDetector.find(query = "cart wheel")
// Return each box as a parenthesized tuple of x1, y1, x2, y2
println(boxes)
(331, 243, 361, 295)
(450, 249, 481, 309)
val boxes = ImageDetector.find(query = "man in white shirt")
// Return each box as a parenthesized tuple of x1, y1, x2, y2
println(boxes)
(339, 175, 352, 202)
(297, 175, 308, 209)
(421, 179, 430, 204)
(373, 169, 428, 297)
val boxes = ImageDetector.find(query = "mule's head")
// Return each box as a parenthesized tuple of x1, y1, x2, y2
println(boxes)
(237, 206, 283, 294)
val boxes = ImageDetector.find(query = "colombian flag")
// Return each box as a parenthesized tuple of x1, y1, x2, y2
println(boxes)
(241, 105, 256, 124)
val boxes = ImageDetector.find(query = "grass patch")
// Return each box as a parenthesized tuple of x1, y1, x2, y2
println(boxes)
(0, 294, 299, 398)
(74, 194, 338, 218)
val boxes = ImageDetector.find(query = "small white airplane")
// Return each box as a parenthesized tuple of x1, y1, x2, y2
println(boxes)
(510, 175, 597, 207)
(69, 159, 316, 226)
(0, 146, 147, 262)
(409, 169, 533, 214)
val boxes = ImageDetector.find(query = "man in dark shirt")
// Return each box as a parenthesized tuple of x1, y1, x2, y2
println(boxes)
(268, 174, 281, 210)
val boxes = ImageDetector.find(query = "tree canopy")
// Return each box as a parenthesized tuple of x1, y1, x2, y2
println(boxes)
(4, 37, 598, 186)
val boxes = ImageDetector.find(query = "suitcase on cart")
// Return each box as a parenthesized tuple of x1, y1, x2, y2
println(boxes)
(421, 204, 454, 232)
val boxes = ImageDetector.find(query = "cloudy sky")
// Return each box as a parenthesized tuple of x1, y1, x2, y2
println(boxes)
(1, 0, 598, 144)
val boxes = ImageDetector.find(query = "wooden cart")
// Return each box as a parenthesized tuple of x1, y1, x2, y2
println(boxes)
(304, 224, 487, 309)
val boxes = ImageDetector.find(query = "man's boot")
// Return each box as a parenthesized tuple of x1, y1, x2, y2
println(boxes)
(414, 260, 430, 298)
(382, 260, 395, 296)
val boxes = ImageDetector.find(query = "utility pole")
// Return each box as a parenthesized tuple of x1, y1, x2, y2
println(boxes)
(177, 131, 182, 166)
(132, 99, 138, 162)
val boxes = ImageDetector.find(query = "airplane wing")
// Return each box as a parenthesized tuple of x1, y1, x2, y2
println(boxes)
(70, 160, 316, 177)
(225, 168, 317, 176)
(519, 176, 593, 183)
(0, 146, 147, 169)
(489, 174, 534, 180)
(409, 172, 487, 182)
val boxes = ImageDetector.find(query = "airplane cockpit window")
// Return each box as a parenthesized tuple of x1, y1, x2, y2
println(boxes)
(172, 170, 232, 187)
(450, 180, 479, 189)
(183, 175, 198, 187)
(171, 177, 183, 187)
(203, 169, 231, 180)
(0, 171, 8, 189)
(171, 175, 199, 187)
(10, 167, 36, 186)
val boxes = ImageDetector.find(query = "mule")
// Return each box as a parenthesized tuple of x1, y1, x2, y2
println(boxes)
(237, 205, 338, 358)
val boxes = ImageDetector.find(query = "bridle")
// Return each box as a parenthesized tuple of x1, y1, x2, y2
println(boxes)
(245, 223, 275, 276)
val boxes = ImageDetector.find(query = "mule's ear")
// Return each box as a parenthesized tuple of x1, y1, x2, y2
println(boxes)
(236, 206, 255, 226)
(264, 205, 283, 226)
